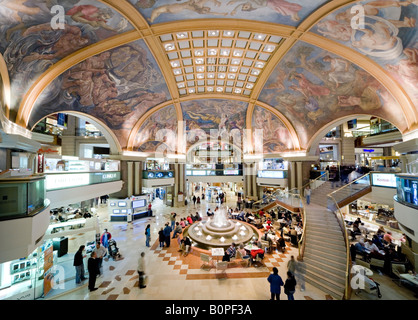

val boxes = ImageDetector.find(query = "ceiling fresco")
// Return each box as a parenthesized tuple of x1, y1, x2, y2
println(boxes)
(0, 0, 133, 114)
(130, 0, 329, 26)
(29, 38, 170, 148)
(311, 0, 418, 105)
(0, 0, 416, 155)
(258, 40, 408, 148)
(133, 104, 178, 153)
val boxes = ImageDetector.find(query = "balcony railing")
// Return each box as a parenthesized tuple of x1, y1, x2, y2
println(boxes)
(186, 169, 242, 176)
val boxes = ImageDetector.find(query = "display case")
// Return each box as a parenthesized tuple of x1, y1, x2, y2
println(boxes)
(108, 195, 148, 221)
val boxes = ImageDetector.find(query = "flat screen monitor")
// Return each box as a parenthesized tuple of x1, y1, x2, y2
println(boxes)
(113, 209, 120, 214)
(118, 202, 127, 207)
(132, 199, 146, 209)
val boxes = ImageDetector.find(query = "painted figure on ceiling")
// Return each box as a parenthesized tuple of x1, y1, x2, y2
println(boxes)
(149, 0, 228, 23)
(228, 0, 302, 22)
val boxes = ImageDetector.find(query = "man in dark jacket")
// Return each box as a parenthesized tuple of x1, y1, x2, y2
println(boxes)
(87, 251, 100, 291)
(73, 245, 87, 284)
(163, 223, 172, 247)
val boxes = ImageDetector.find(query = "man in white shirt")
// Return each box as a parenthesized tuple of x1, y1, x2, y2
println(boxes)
(93, 242, 107, 275)
(365, 239, 385, 258)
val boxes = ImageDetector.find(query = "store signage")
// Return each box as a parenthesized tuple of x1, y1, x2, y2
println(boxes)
(363, 149, 375, 153)
(371, 173, 396, 188)
(258, 171, 285, 179)
(46, 173, 90, 190)
(43, 246, 54, 296)
(102, 173, 117, 180)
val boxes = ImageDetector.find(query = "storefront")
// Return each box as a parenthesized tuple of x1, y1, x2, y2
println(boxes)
(108, 195, 148, 221)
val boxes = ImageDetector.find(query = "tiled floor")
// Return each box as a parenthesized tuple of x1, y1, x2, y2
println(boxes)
(48, 197, 330, 300)
(47, 196, 417, 301)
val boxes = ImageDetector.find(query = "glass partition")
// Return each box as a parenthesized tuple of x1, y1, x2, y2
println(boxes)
(0, 177, 46, 220)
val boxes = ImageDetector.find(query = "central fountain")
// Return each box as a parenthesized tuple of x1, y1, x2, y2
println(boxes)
(186, 208, 257, 249)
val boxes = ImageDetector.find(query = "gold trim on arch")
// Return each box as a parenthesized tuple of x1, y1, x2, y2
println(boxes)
(0, 54, 11, 119)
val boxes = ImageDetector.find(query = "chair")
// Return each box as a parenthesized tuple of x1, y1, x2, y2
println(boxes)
(355, 258, 370, 269)
(216, 261, 228, 278)
(200, 253, 213, 270)
(236, 250, 250, 267)
(370, 257, 385, 269)
(391, 264, 406, 286)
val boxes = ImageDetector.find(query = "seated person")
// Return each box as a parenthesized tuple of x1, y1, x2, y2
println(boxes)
(351, 224, 362, 240)
(372, 234, 384, 249)
(207, 209, 213, 216)
(172, 222, 183, 238)
(277, 237, 286, 253)
(181, 236, 192, 256)
(270, 210, 276, 220)
(187, 216, 193, 225)
(194, 212, 201, 221)
(237, 210, 245, 221)
(179, 218, 186, 228)
(222, 242, 237, 262)
(289, 228, 298, 246)
(354, 238, 368, 260)
(365, 239, 385, 259)
(237, 244, 250, 259)
(383, 231, 394, 244)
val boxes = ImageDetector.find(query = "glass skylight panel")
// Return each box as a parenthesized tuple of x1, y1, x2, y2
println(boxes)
(245, 51, 257, 59)
(268, 35, 282, 43)
(207, 79, 215, 85)
(186, 74, 194, 80)
(180, 50, 191, 58)
(178, 82, 185, 88)
(176, 32, 188, 39)
(264, 44, 276, 52)
(227, 73, 236, 79)
(207, 57, 216, 64)
(175, 76, 184, 82)
(251, 69, 260, 75)
(235, 40, 247, 48)
(220, 48, 230, 56)
(178, 41, 190, 49)
(208, 48, 217, 56)
(225, 87, 233, 93)
(216, 80, 224, 86)
(164, 43, 175, 51)
(208, 30, 219, 37)
(240, 67, 249, 74)
(196, 73, 204, 79)
(171, 60, 180, 68)
(196, 66, 204, 72)
(195, 58, 204, 64)
(188, 88, 195, 93)
(231, 59, 241, 65)
(243, 90, 251, 95)
(238, 74, 246, 81)
(229, 66, 238, 72)
(194, 49, 204, 56)
(160, 34, 172, 42)
(246, 83, 253, 89)
(197, 80, 205, 86)
(193, 39, 204, 47)
(198, 87, 205, 92)
(185, 66, 194, 73)
(249, 42, 262, 50)
(207, 87, 214, 92)
(173, 69, 182, 75)
(221, 39, 233, 47)
(223, 30, 235, 37)
(258, 53, 270, 61)
(254, 33, 266, 41)
(255, 61, 265, 68)
(226, 80, 234, 86)
(192, 30, 203, 38)
(218, 73, 226, 79)
(216, 87, 224, 92)
(242, 59, 253, 66)
(234, 88, 242, 94)
(179, 89, 187, 95)
(219, 58, 229, 64)
(167, 52, 178, 60)
(238, 31, 251, 39)
(183, 58, 193, 66)
(187, 81, 195, 87)
(236, 81, 244, 87)
(207, 39, 218, 47)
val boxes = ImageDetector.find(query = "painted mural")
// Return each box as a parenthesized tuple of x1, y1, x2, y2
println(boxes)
(312, 0, 418, 106)
(0, 0, 132, 113)
(181, 99, 247, 149)
(29, 39, 170, 148)
(252, 106, 294, 153)
(134, 105, 178, 153)
(258, 41, 408, 148)
(130, 0, 328, 26)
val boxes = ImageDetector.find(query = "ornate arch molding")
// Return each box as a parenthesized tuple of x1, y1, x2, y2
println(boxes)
(306, 113, 403, 156)
(31, 110, 122, 155)
(0, 54, 11, 119)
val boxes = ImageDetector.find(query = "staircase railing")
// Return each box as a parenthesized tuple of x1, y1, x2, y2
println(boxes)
(327, 173, 371, 208)
(327, 194, 352, 300)
(289, 170, 329, 197)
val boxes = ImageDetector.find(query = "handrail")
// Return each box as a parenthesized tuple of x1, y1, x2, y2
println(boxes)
(297, 194, 307, 259)
(328, 172, 371, 197)
(327, 193, 351, 300)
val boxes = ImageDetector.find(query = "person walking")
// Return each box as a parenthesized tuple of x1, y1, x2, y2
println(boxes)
(93, 242, 107, 276)
(304, 185, 311, 205)
(267, 267, 284, 300)
(158, 227, 165, 248)
(284, 271, 297, 300)
(145, 224, 151, 247)
(295, 257, 306, 292)
(137, 251, 147, 289)
(147, 202, 152, 217)
(287, 255, 297, 274)
(87, 251, 100, 292)
(170, 212, 176, 230)
(100, 228, 112, 253)
(73, 245, 87, 284)
(192, 195, 197, 207)
(163, 222, 172, 247)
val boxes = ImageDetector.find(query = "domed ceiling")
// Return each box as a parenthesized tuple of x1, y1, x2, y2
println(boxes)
(0, 0, 417, 156)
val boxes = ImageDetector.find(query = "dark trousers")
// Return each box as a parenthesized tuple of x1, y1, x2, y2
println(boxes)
(88, 273, 97, 290)
(138, 271, 145, 287)
(271, 293, 280, 300)
(165, 236, 171, 247)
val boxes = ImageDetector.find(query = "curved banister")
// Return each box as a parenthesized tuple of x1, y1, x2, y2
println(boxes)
(327, 193, 352, 300)
(289, 170, 329, 196)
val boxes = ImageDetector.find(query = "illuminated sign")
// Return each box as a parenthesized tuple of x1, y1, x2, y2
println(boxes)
(371, 173, 396, 188)
(258, 171, 285, 179)
(46, 173, 90, 190)
(363, 149, 375, 153)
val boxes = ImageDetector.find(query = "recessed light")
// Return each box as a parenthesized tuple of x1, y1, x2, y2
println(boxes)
(255, 61, 264, 68)
(227, 74, 235, 79)
(234, 88, 242, 93)
(195, 58, 204, 64)
(194, 49, 204, 56)
(216, 87, 224, 92)
(251, 70, 260, 75)
(230, 67, 238, 72)
(208, 49, 217, 56)
(196, 66, 204, 72)
(207, 87, 214, 92)
(232, 59, 240, 65)
(264, 45, 275, 52)
(233, 50, 243, 57)
(207, 73, 214, 78)
(197, 74, 204, 79)
(246, 83, 253, 89)
(189, 88, 195, 93)
(176, 32, 188, 39)
(173, 69, 182, 75)
(221, 49, 230, 56)
(164, 43, 175, 51)
(208, 30, 219, 36)
(171, 61, 180, 67)
(218, 73, 226, 79)
(178, 82, 185, 88)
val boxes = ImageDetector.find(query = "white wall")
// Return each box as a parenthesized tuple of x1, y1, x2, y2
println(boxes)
(0, 205, 50, 263)
(394, 200, 418, 243)
(47, 180, 123, 208)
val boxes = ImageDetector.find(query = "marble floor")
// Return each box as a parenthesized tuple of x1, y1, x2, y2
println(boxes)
(46, 195, 417, 301)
